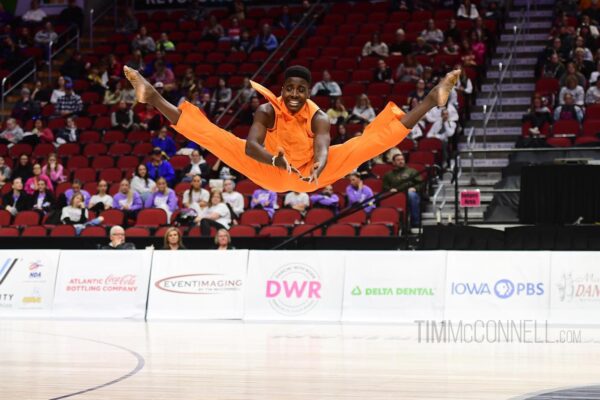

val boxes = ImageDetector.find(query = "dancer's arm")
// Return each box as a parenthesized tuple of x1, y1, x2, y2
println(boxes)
(399, 97, 436, 129)
(306, 111, 330, 183)
(246, 105, 292, 170)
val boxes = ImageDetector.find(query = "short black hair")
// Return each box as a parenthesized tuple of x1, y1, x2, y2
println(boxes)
(284, 65, 312, 84)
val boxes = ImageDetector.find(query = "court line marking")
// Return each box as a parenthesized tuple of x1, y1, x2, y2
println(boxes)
(508, 382, 600, 400)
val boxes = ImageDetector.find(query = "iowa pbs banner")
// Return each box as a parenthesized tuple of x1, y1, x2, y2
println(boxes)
(147, 250, 248, 320)
(244, 251, 345, 321)
(342, 251, 446, 322)
(52, 250, 152, 319)
(0, 250, 60, 317)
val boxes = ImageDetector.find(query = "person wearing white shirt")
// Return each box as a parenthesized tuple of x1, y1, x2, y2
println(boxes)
(182, 150, 209, 182)
(88, 180, 113, 212)
(222, 179, 244, 217)
(457, 0, 479, 20)
(23, 0, 47, 23)
(425, 103, 459, 124)
(350, 94, 376, 123)
(195, 190, 231, 236)
(558, 76, 585, 106)
(182, 175, 210, 208)
(284, 191, 310, 215)
(586, 79, 600, 104)
(428, 109, 457, 167)
(131, 164, 156, 203)
(311, 70, 342, 97)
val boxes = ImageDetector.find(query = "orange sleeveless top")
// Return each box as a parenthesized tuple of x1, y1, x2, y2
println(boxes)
(250, 80, 320, 170)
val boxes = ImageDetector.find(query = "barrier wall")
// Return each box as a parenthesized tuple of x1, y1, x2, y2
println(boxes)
(1, 250, 599, 324)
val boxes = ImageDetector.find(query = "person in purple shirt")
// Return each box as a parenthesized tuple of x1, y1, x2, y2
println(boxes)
(346, 172, 376, 214)
(250, 188, 277, 218)
(63, 179, 91, 207)
(151, 126, 177, 157)
(146, 147, 176, 186)
(144, 177, 178, 223)
(112, 179, 143, 219)
(309, 185, 340, 213)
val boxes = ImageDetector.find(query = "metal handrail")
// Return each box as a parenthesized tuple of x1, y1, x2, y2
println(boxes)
(432, 183, 446, 223)
(48, 25, 80, 84)
(459, 146, 600, 154)
(89, 0, 116, 50)
(1, 58, 37, 121)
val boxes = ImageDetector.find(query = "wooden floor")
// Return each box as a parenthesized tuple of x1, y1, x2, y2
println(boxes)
(1, 320, 600, 400)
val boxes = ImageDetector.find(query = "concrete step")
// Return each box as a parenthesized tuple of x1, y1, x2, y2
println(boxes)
(438, 177, 501, 187)
(513, 0, 554, 5)
(457, 142, 515, 151)
(481, 83, 535, 92)
(490, 57, 536, 65)
(476, 96, 530, 106)
(509, 10, 553, 18)
(473, 104, 526, 113)
(505, 21, 551, 30)
(472, 126, 521, 136)
(422, 210, 485, 221)
(495, 44, 545, 53)
(486, 69, 534, 79)
(459, 158, 509, 168)
(471, 111, 524, 121)
(500, 33, 548, 42)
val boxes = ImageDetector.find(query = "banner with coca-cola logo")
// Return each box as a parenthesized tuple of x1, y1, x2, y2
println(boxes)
(52, 250, 153, 319)
(244, 251, 345, 321)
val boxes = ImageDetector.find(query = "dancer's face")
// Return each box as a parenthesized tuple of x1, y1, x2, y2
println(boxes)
(281, 77, 309, 114)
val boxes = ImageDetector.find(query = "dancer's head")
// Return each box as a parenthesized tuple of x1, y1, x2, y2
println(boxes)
(281, 65, 312, 114)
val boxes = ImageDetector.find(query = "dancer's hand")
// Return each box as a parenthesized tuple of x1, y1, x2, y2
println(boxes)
(273, 150, 292, 173)
(301, 162, 323, 185)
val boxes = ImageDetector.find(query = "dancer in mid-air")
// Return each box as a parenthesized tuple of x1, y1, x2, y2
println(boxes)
(123, 65, 460, 192)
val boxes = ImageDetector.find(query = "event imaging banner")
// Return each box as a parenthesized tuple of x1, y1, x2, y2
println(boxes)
(445, 251, 551, 321)
(147, 250, 248, 320)
(342, 251, 446, 322)
(244, 251, 345, 321)
(0, 250, 60, 317)
(549, 252, 600, 324)
(53, 250, 152, 319)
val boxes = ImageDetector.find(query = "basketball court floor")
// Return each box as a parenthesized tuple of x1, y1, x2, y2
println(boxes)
(1, 319, 600, 399)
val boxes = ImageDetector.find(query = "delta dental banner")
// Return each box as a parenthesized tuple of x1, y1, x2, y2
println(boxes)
(549, 252, 600, 324)
(52, 250, 152, 319)
(444, 251, 551, 321)
(0, 250, 60, 317)
(147, 250, 248, 320)
(244, 251, 345, 321)
(342, 251, 447, 322)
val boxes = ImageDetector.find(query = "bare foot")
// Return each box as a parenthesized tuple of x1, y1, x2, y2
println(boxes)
(429, 69, 461, 107)
(123, 65, 156, 104)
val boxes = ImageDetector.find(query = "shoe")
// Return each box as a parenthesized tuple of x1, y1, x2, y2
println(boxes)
(529, 127, 540, 135)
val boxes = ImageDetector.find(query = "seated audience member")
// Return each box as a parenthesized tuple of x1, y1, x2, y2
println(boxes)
(0, 156, 11, 189)
(55, 117, 80, 145)
(210, 78, 232, 116)
(311, 70, 342, 97)
(182, 175, 210, 209)
(12, 154, 33, 183)
(383, 153, 423, 227)
(102, 225, 136, 249)
(559, 62, 586, 88)
(250, 188, 277, 218)
(89, 180, 113, 213)
(457, 0, 480, 19)
(407, 79, 428, 106)
(237, 76, 256, 104)
(362, 32, 388, 58)
(3, 177, 31, 216)
(332, 124, 352, 145)
(136, 103, 164, 132)
(24, 163, 53, 195)
(445, 18, 461, 43)
(215, 228, 234, 250)
(163, 227, 185, 250)
(284, 191, 310, 215)
(202, 15, 225, 41)
(553, 93, 584, 123)
(54, 81, 83, 117)
(117, 6, 138, 34)
(346, 172, 375, 214)
(31, 179, 55, 215)
(23, 119, 53, 145)
(522, 96, 553, 136)
(145, 177, 178, 223)
(309, 185, 340, 213)
(420, 19, 444, 46)
(374, 59, 394, 84)
(131, 26, 156, 54)
(253, 23, 278, 51)
(542, 52, 566, 79)
(222, 179, 244, 217)
(11, 87, 40, 124)
(111, 101, 134, 131)
(104, 80, 122, 105)
(442, 37, 460, 55)
(22, 0, 47, 23)
(62, 179, 91, 207)
(395, 54, 424, 83)
(113, 179, 143, 219)
(195, 190, 231, 236)
(42, 153, 66, 186)
(238, 95, 260, 125)
(389, 29, 412, 56)
(151, 127, 177, 157)
(0, 118, 24, 145)
(559, 76, 585, 106)
(146, 147, 176, 186)
(326, 98, 349, 125)
(58, 0, 84, 31)
(130, 164, 156, 203)
(427, 109, 457, 166)
(31, 80, 51, 107)
(412, 36, 438, 57)
(157, 32, 175, 52)
(50, 76, 67, 105)
(60, 193, 104, 235)
(34, 22, 58, 59)
(182, 149, 209, 182)
(586, 78, 600, 104)
(348, 94, 376, 124)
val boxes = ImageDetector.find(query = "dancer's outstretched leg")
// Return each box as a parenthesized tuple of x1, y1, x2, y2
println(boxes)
(124, 66, 181, 124)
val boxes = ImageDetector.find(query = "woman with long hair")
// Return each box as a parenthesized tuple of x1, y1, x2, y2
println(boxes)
(349, 94, 376, 124)
(24, 163, 53, 195)
(182, 174, 209, 208)
(195, 190, 231, 236)
(42, 153, 66, 186)
(60, 192, 104, 235)
(112, 179, 143, 219)
(144, 177, 178, 223)
(89, 180, 114, 213)
(130, 163, 156, 203)
(50, 76, 67, 104)
(163, 227, 186, 250)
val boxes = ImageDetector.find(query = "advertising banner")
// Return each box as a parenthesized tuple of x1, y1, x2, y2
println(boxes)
(147, 250, 248, 320)
(244, 251, 345, 321)
(342, 251, 447, 322)
(0, 250, 60, 317)
(52, 250, 152, 319)
(445, 251, 551, 321)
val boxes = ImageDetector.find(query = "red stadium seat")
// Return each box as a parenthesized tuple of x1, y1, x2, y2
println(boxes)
(104, 130, 126, 144)
(98, 168, 123, 183)
(409, 150, 435, 166)
(552, 120, 580, 136)
(272, 209, 302, 226)
(132, 143, 154, 157)
(326, 224, 356, 237)
(66, 155, 89, 169)
(57, 143, 80, 157)
(240, 209, 270, 227)
(136, 209, 168, 227)
(49, 225, 76, 237)
(127, 130, 151, 143)
(372, 164, 394, 178)
(0, 210, 11, 226)
(229, 225, 257, 237)
(304, 208, 334, 225)
(21, 226, 47, 237)
(0, 227, 19, 237)
(292, 224, 322, 237)
(117, 155, 140, 170)
(9, 143, 32, 158)
(583, 119, 600, 136)
(585, 104, 600, 120)
(258, 225, 288, 237)
(339, 210, 368, 226)
(359, 224, 392, 237)
(332, 178, 350, 193)
(91, 155, 115, 169)
(125, 227, 150, 237)
(546, 137, 572, 147)
(80, 130, 101, 144)
(54, 182, 72, 198)
(236, 179, 260, 196)
(32, 143, 55, 160)
(83, 143, 107, 156)
(364, 178, 383, 193)
(380, 192, 406, 213)
(535, 78, 560, 95)
(574, 136, 600, 146)
(169, 155, 190, 171)
(73, 168, 96, 183)
(99, 209, 124, 226)
(13, 211, 41, 226)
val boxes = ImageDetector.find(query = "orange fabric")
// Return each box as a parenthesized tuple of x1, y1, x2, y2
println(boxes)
(171, 82, 410, 193)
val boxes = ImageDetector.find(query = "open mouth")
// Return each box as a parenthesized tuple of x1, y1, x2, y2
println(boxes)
(287, 100, 300, 108)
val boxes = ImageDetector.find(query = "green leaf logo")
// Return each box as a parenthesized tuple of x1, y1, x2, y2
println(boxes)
(351, 286, 362, 296)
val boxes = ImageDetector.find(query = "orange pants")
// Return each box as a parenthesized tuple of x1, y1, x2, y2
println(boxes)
(172, 101, 411, 193)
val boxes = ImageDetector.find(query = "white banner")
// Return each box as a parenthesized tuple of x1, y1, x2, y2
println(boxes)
(52, 250, 152, 319)
(445, 251, 551, 321)
(549, 252, 600, 324)
(147, 250, 248, 320)
(0, 250, 60, 317)
(244, 251, 345, 321)
(342, 251, 447, 322)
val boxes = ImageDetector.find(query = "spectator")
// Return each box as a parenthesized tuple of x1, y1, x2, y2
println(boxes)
(237, 76, 256, 104)
(24, 163, 53, 195)
(470, 31, 486, 66)
(15, 26, 34, 49)
(326, 97, 349, 125)
(145, 177, 178, 222)
(131, 164, 156, 203)
(522, 96, 552, 136)
(284, 191, 310, 215)
(559, 76, 585, 106)
(554, 93, 584, 123)
(225, 16, 242, 43)
(362, 32, 389, 58)
(277, 6, 294, 31)
(55, 81, 83, 117)
(55, 117, 80, 145)
(151, 127, 177, 158)
(542, 52, 566, 79)
(215, 228, 234, 250)
(60, 51, 87, 80)
(3, 177, 30, 216)
(233, 29, 254, 53)
(230, 0, 246, 20)
(457, 0, 479, 19)
(182, 175, 209, 209)
(590, 60, 600, 84)
(571, 36, 593, 62)
(136, 103, 164, 132)
(421, 19, 444, 45)
(2, 36, 20, 70)
(0, 156, 11, 189)
(195, 190, 231, 236)
(103, 80, 123, 105)
(0, 118, 24, 145)
(182, 150, 209, 182)
(349, 94, 376, 124)
(428, 109, 457, 166)
(163, 227, 185, 250)
(445, 18, 461, 43)
(443, 37, 460, 55)
(560, 62, 587, 88)
(210, 78, 232, 115)
(31, 179, 54, 215)
(586, 78, 600, 104)
(150, 59, 176, 89)
(407, 79, 429, 106)
(107, 54, 123, 81)
(346, 172, 375, 214)
(102, 226, 136, 250)
(146, 147, 176, 186)
(254, 23, 278, 52)
(11, 87, 40, 124)
(389, 29, 412, 56)
(0, 3, 13, 28)
(111, 100, 135, 131)
(157, 32, 175, 52)
(58, 0, 83, 31)
(89, 180, 113, 213)
(87, 66, 108, 95)
(131, 26, 156, 54)
(374, 59, 394, 84)
(460, 38, 478, 67)
(113, 179, 143, 219)
(311, 70, 342, 97)
(23, 118, 53, 145)
(63, 179, 90, 207)
(179, 68, 197, 95)
(573, 47, 594, 78)
(239, 96, 261, 125)
(202, 15, 224, 41)
(22, 0, 47, 23)
(383, 153, 423, 227)
(34, 22, 57, 59)
(42, 153, 66, 187)
(50, 76, 67, 104)
(31, 80, 51, 106)
(126, 50, 146, 73)
(332, 124, 352, 145)
(60, 193, 104, 235)
(210, 159, 237, 180)
(222, 179, 244, 217)
(396, 54, 424, 82)
(117, 7, 138, 34)
(309, 185, 340, 213)
(12, 154, 33, 183)
(250, 188, 277, 218)
(121, 81, 136, 105)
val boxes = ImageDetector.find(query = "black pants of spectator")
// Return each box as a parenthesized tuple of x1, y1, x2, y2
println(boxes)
(200, 219, 226, 236)
(20, 135, 40, 146)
